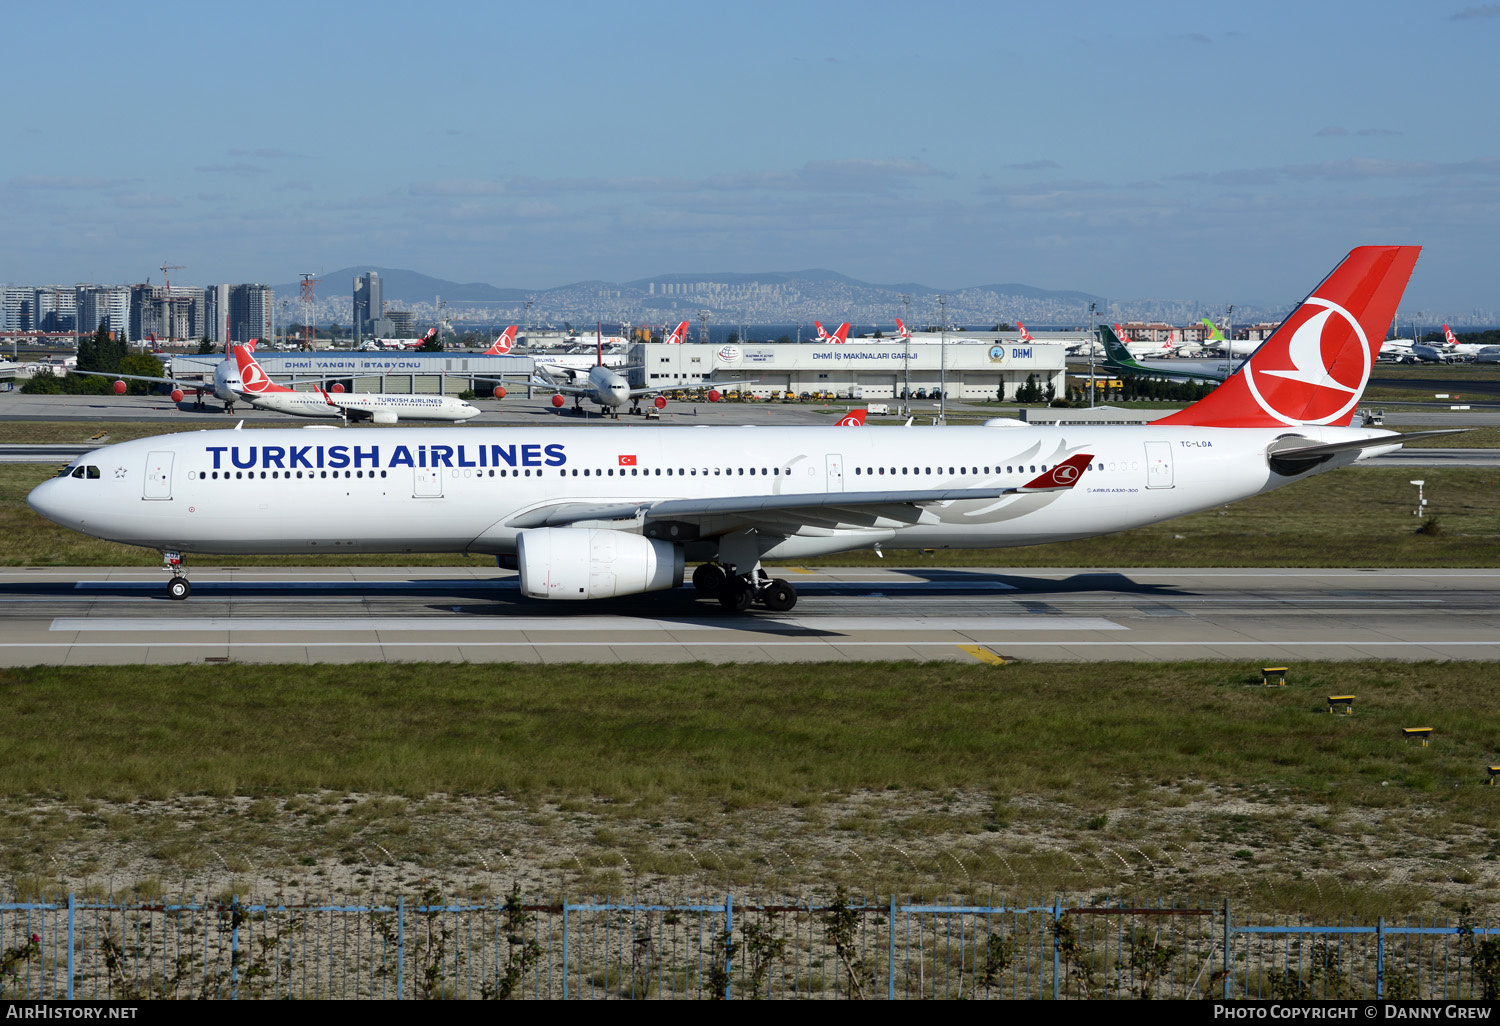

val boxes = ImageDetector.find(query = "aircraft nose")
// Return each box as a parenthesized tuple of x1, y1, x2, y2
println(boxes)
(27, 478, 68, 525)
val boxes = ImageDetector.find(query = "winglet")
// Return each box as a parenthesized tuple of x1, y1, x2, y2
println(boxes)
(1015, 453, 1094, 492)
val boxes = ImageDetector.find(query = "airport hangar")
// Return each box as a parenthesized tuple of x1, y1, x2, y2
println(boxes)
(168, 351, 534, 395)
(628, 337, 1068, 400)
(167, 338, 1067, 402)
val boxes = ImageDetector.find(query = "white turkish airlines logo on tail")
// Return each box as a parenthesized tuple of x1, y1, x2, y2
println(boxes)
(235, 349, 272, 393)
(485, 326, 516, 355)
(1244, 298, 1368, 425)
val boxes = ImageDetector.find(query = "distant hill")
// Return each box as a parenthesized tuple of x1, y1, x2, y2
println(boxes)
(273, 267, 530, 305)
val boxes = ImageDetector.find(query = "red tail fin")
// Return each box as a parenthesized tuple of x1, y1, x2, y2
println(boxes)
(484, 325, 517, 355)
(1155, 246, 1420, 428)
(896, 318, 910, 340)
(1444, 324, 1458, 347)
(1017, 321, 1034, 342)
(815, 320, 829, 340)
(666, 320, 690, 344)
(832, 322, 850, 344)
(232, 345, 291, 393)
(836, 409, 868, 426)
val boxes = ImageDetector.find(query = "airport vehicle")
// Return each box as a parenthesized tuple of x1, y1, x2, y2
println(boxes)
(1099, 324, 1240, 382)
(814, 321, 851, 344)
(231, 345, 480, 424)
(30, 247, 1450, 613)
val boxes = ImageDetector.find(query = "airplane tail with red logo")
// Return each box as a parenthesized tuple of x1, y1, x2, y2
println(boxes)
(1444, 324, 1459, 348)
(665, 320, 690, 345)
(1155, 246, 1420, 428)
(835, 409, 868, 426)
(814, 320, 831, 340)
(829, 322, 850, 344)
(231, 344, 293, 394)
(1017, 321, 1034, 342)
(895, 318, 911, 341)
(484, 325, 517, 355)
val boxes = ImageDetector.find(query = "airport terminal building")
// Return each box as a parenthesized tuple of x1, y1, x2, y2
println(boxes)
(629, 339, 1068, 399)
(168, 337, 1066, 402)
(169, 351, 533, 395)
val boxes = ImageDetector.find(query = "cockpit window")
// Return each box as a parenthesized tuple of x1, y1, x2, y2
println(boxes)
(55, 465, 75, 478)
(70, 467, 85, 479)
(86, 466, 100, 479)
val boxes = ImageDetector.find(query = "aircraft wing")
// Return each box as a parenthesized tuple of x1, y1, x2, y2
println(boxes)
(505, 455, 1094, 531)
(532, 376, 591, 396)
(68, 368, 210, 388)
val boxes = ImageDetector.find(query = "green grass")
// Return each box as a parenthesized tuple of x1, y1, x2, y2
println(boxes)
(3, 661, 1498, 911)
(0, 661, 1494, 805)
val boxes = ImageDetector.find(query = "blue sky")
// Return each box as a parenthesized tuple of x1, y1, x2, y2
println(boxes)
(5, 1, 1498, 313)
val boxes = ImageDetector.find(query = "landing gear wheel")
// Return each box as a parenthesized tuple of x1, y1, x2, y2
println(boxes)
(167, 577, 191, 600)
(717, 578, 754, 612)
(759, 578, 798, 612)
(692, 563, 728, 593)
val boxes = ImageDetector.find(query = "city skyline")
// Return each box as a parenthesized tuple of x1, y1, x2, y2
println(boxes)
(3, 2, 1496, 314)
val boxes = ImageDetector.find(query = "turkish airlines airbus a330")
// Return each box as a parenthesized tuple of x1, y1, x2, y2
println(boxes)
(31, 246, 1445, 611)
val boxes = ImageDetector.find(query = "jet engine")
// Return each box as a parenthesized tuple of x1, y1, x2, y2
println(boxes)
(517, 528, 683, 600)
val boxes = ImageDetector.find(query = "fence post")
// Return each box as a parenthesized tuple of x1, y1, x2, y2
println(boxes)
(397, 895, 405, 1000)
(1052, 896, 1061, 1001)
(230, 895, 239, 1001)
(1223, 900, 1232, 1000)
(562, 899, 569, 1001)
(66, 893, 74, 1001)
(724, 893, 733, 1001)
(1376, 917, 1385, 999)
(889, 895, 897, 1000)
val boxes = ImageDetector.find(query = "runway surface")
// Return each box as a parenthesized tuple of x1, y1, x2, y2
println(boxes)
(2, 566, 1496, 665)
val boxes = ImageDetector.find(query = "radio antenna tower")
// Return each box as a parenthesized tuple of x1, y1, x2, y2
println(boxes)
(299, 273, 320, 350)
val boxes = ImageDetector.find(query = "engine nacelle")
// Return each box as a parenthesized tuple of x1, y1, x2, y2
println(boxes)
(372, 411, 398, 425)
(517, 528, 683, 600)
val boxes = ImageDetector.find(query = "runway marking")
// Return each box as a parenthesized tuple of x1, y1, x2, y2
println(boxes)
(49, 616, 1126, 633)
(957, 645, 1007, 665)
(0, 640, 1497, 651)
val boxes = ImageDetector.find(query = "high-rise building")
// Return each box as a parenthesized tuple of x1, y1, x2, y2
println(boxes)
(33, 287, 77, 333)
(353, 271, 382, 341)
(228, 285, 273, 344)
(75, 285, 130, 342)
(1, 287, 33, 332)
(204, 284, 232, 348)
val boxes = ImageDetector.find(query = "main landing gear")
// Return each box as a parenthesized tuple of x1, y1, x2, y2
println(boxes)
(692, 562, 798, 612)
(163, 550, 191, 600)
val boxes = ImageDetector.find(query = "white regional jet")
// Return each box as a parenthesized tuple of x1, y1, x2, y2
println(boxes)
(31, 247, 1452, 611)
(232, 346, 480, 424)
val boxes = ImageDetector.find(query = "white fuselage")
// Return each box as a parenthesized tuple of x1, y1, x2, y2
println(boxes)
(29, 422, 1396, 560)
(246, 390, 480, 423)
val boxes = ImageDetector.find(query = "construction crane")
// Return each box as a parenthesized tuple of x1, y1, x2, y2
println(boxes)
(160, 262, 185, 346)
(300, 273, 320, 350)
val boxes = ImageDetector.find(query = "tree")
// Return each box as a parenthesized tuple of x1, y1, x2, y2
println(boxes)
(992, 322, 1016, 332)
(77, 323, 126, 374)
(197, 336, 215, 354)
(726, 332, 739, 345)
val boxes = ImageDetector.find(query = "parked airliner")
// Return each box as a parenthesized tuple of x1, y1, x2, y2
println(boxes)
(31, 247, 1448, 613)
(232, 346, 480, 424)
